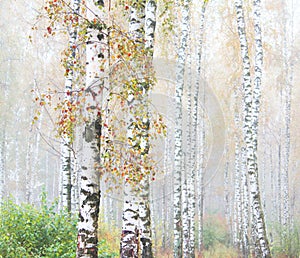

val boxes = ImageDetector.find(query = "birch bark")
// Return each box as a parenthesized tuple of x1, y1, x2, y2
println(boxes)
(0, 126, 6, 203)
(0, 61, 9, 203)
(182, 176, 189, 258)
(277, 141, 282, 225)
(182, 39, 193, 258)
(193, 1, 207, 254)
(76, 1, 103, 257)
(252, 1, 270, 255)
(173, 0, 190, 256)
(120, 1, 145, 256)
(161, 137, 169, 251)
(139, 2, 156, 256)
(61, 0, 81, 213)
(121, 180, 140, 258)
(234, 0, 270, 256)
(121, 0, 156, 256)
(233, 118, 242, 250)
(223, 144, 231, 235)
(14, 110, 21, 203)
(281, 0, 292, 230)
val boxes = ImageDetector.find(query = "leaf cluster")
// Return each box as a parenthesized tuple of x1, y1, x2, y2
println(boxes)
(34, 0, 168, 188)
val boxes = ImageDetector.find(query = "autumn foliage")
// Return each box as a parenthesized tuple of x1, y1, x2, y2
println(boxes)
(31, 0, 166, 188)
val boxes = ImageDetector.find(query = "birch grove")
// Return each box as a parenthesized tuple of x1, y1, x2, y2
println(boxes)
(0, 0, 300, 257)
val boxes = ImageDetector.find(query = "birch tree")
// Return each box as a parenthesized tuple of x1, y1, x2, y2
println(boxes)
(240, 146, 250, 256)
(182, 35, 193, 258)
(0, 126, 6, 203)
(281, 0, 292, 231)
(233, 84, 250, 256)
(120, 0, 147, 255)
(233, 110, 242, 250)
(173, 0, 191, 256)
(120, 0, 157, 256)
(194, 1, 208, 254)
(60, 0, 81, 213)
(139, 3, 156, 256)
(0, 60, 10, 204)
(234, 0, 270, 256)
(76, 1, 104, 256)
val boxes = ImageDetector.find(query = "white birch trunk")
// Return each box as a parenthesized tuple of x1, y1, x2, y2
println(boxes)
(233, 131, 242, 250)
(252, 0, 270, 255)
(277, 142, 282, 225)
(161, 137, 170, 251)
(240, 146, 250, 256)
(196, 95, 205, 253)
(121, 181, 139, 258)
(197, 149, 204, 253)
(0, 60, 10, 204)
(182, 177, 189, 258)
(0, 122, 6, 204)
(193, 1, 207, 254)
(71, 148, 80, 213)
(139, 2, 156, 256)
(76, 132, 100, 258)
(161, 178, 167, 250)
(187, 158, 195, 258)
(182, 38, 193, 258)
(187, 34, 196, 258)
(270, 146, 276, 223)
(173, 0, 191, 256)
(120, 0, 156, 256)
(138, 175, 153, 258)
(61, 0, 81, 213)
(235, 83, 250, 253)
(281, 0, 292, 230)
(145, 0, 157, 51)
(76, 1, 102, 256)
(234, 0, 270, 256)
(14, 110, 21, 203)
(0, 137, 6, 202)
(223, 145, 231, 233)
(120, 1, 145, 256)
(61, 144, 72, 211)
(150, 190, 157, 256)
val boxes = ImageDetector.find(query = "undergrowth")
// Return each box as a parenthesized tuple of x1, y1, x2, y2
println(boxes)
(0, 194, 118, 258)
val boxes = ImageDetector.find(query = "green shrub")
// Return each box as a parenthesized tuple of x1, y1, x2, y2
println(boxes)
(0, 195, 117, 258)
(202, 214, 231, 250)
(0, 196, 76, 258)
(269, 221, 300, 257)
